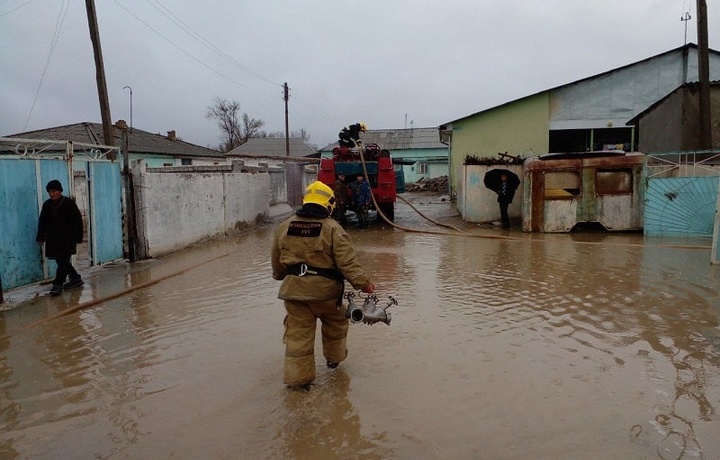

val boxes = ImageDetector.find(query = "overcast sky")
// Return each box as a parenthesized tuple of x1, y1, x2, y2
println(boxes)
(1, 0, 718, 150)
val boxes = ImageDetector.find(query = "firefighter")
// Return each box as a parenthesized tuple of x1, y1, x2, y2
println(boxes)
(271, 181, 375, 389)
(338, 122, 367, 149)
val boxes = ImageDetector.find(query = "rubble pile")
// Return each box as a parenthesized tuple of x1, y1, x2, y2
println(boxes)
(405, 176, 449, 192)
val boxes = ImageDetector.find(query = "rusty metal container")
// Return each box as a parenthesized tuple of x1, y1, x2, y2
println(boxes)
(522, 152, 645, 232)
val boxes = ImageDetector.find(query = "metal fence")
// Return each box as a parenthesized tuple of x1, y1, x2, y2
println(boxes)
(0, 138, 123, 293)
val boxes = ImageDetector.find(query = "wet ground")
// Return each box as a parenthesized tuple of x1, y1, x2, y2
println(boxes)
(1, 192, 719, 459)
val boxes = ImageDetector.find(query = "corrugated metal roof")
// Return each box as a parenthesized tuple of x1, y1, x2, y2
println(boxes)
(4, 122, 223, 158)
(320, 127, 444, 151)
(227, 137, 316, 157)
(441, 43, 720, 127)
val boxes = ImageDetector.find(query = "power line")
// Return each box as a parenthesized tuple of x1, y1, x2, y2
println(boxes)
(23, 0, 70, 130)
(143, 0, 280, 87)
(0, 0, 37, 18)
(112, 0, 279, 99)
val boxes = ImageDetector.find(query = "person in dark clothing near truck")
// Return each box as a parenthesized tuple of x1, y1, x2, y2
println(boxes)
(36, 179, 84, 296)
(338, 122, 367, 149)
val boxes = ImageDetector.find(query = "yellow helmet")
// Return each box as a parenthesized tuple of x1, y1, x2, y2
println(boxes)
(359, 122, 368, 131)
(303, 181, 336, 215)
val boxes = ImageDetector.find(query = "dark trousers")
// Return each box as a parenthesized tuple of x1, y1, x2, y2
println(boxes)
(53, 254, 79, 286)
(499, 199, 510, 228)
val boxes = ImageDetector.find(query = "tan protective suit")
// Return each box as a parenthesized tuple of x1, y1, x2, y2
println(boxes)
(271, 214, 372, 386)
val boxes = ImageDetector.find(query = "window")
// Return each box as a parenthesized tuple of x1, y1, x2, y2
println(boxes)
(545, 171, 581, 199)
(181, 158, 192, 165)
(418, 162, 429, 174)
(596, 169, 632, 195)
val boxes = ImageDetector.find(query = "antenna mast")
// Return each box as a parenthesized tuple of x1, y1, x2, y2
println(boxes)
(681, 11, 692, 45)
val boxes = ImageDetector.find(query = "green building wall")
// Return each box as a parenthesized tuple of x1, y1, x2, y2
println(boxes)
(449, 92, 550, 193)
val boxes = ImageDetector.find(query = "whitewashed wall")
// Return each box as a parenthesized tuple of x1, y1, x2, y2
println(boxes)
(456, 164, 524, 223)
(132, 161, 270, 258)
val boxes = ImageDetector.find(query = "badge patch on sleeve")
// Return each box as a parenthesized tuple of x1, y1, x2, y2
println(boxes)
(287, 221, 322, 237)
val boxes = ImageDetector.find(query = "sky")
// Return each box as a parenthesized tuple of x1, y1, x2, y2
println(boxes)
(1, 0, 718, 151)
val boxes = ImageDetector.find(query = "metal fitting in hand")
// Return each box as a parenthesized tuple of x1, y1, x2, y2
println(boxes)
(344, 292, 397, 325)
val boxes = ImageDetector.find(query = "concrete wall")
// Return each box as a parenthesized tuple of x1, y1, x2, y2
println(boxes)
(456, 164, 524, 223)
(132, 161, 271, 258)
(268, 166, 287, 205)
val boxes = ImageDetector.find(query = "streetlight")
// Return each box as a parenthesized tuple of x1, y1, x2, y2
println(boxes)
(123, 85, 133, 132)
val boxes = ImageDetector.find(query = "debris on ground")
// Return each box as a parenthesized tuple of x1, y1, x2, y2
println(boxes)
(405, 176, 449, 192)
(464, 152, 525, 165)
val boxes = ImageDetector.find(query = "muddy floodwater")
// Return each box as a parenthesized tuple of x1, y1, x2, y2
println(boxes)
(1, 194, 720, 459)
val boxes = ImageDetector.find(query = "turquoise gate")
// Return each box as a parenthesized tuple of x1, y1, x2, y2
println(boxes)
(644, 151, 720, 238)
(0, 139, 123, 292)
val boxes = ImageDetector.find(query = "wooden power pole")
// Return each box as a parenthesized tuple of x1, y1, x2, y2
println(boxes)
(697, 0, 712, 149)
(284, 82, 290, 156)
(85, 0, 114, 147)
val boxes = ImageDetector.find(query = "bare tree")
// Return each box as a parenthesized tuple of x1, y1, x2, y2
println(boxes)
(206, 97, 241, 152)
(260, 129, 311, 141)
(241, 113, 264, 144)
(206, 97, 265, 152)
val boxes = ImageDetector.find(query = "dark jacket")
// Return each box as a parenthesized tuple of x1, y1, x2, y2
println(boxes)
(36, 196, 83, 258)
(338, 124, 363, 144)
(497, 181, 516, 204)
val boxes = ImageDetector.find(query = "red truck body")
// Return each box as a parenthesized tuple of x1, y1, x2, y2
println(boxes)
(317, 144, 402, 221)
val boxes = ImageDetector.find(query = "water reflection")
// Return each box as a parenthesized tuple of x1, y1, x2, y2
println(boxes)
(0, 215, 719, 458)
(272, 370, 394, 459)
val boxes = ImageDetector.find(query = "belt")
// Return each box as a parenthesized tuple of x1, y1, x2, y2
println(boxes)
(286, 263, 344, 282)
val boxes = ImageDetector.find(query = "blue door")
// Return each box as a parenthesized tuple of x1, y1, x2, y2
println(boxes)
(0, 158, 69, 289)
(87, 161, 124, 264)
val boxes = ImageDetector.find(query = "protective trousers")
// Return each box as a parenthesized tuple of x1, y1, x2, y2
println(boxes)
(283, 298, 349, 386)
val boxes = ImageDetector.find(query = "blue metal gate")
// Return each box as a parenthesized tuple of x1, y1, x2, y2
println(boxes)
(88, 161, 123, 264)
(644, 152, 720, 238)
(0, 139, 123, 292)
(644, 176, 719, 237)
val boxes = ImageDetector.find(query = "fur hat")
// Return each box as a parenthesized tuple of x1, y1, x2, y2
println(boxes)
(46, 180, 63, 192)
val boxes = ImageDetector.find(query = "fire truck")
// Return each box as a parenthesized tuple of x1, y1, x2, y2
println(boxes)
(317, 143, 404, 222)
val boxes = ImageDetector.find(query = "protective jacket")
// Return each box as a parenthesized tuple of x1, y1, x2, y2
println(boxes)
(272, 213, 372, 301)
(338, 124, 363, 147)
(36, 196, 83, 259)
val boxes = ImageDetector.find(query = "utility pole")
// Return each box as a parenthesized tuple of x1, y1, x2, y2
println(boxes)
(284, 82, 290, 156)
(697, 0, 712, 149)
(85, 0, 114, 147)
